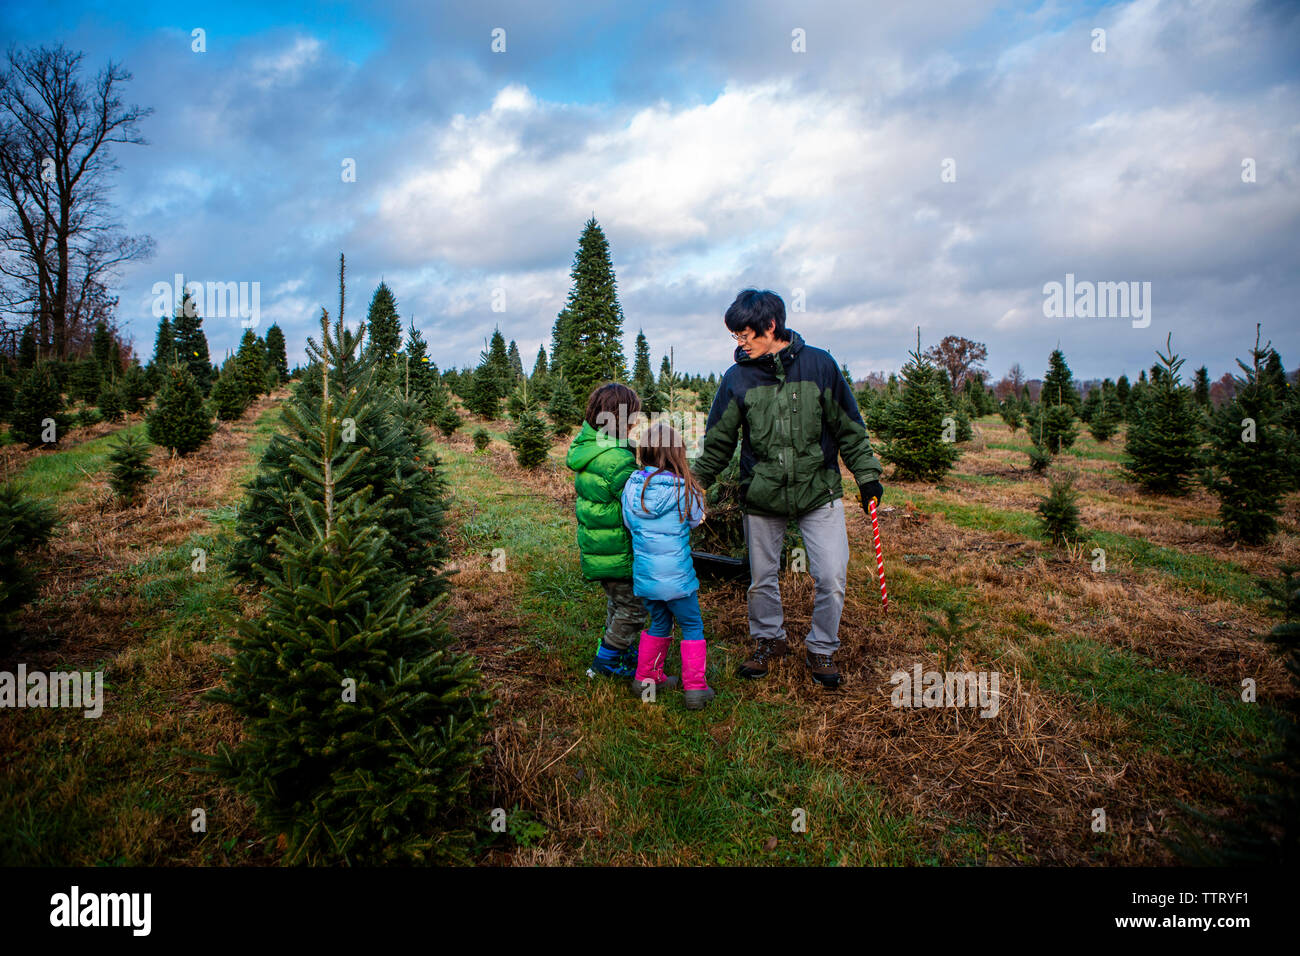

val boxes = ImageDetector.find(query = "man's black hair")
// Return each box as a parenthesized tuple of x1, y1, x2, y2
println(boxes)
(724, 289, 790, 341)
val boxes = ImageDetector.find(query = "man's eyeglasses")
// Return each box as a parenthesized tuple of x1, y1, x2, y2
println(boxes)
(730, 330, 757, 344)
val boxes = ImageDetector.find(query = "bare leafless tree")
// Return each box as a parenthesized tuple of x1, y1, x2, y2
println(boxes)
(0, 44, 154, 359)
(922, 334, 988, 390)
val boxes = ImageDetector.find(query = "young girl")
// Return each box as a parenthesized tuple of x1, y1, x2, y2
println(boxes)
(565, 382, 647, 678)
(621, 421, 713, 710)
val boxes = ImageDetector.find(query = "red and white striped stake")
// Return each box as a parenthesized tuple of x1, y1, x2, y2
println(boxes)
(868, 496, 888, 613)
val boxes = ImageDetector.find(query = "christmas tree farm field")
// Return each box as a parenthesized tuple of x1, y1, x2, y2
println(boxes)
(0, 392, 286, 865)
(431, 409, 1293, 864)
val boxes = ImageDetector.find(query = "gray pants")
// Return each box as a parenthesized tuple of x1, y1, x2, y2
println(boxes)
(743, 497, 850, 655)
(601, 578, 645, 651)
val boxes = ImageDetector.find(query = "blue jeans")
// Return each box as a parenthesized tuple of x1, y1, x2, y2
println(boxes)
(644, 592, 704, 641)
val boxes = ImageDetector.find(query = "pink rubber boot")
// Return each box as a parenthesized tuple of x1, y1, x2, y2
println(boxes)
(628, 631, 680, 698)
(680, 640, 715, 710)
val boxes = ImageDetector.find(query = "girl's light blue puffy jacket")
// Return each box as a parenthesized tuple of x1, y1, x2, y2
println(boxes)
(621, 468, 706, 601)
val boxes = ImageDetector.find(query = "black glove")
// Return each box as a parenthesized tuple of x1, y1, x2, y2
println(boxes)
(860, 480, 884, 510)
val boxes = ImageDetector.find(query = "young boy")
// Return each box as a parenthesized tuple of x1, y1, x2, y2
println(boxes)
(565, 382, 647, 677)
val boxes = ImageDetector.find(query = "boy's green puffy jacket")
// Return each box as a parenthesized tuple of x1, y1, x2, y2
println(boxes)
(692, 329, 883, 519)
(566, 420, 636, 580)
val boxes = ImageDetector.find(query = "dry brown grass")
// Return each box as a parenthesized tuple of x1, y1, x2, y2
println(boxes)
(4, 390, 286, 672)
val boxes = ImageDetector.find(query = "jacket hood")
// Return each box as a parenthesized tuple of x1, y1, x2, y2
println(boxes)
(624, 469, 691, 520)
(733, 328, 805, 370)
(566, 420, 631, 471)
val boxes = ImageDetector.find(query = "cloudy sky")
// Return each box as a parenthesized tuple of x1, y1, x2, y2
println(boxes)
(5, 0, 1298, 383)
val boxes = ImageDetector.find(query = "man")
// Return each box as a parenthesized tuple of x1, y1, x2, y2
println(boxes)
(691, 290, 884, 688)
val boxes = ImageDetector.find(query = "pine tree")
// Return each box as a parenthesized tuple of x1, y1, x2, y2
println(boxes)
(11, 364, 69, 447)
(121, 363, 153, 413)
(880, 333, 960, 482)
(264, 323, 289, 383)
(211, 366, 249, 421)
(435, 404, 461, 438)
(1037, 472, 1082, 545)
(466, 329, 511, 419)
(1203, 327, 1294, 544)
(403, 321, 437, 416)
(529, 344, 552, 404)
(96, 378, 126, 423)
(507, 339, 524, 383)
(999, 400, 1022, 434)
(107, 432, 157, 506)
(560, 218, 627, 400)
(1042, 348, 1081, 414)
(1115, 374, 1131, 416)
(631, 330, 664, 413)
(18, 324, 37, 369)
(0, 482, 58, 635)
(1193, 366, 1211, 409)
(507, 380, 551, 469)
(147, 364, 214, 455)
(235, 329, 268, 403)
(91, 321, 113, 380)
(208, 309, 488, 864)
(546, 372, 581, 437)
(365, 281, 402, 366)
(1088, 388, 1121, 442)
(550, 308, 576, 377)
(231, 254, 453, 609)
(172, 290, 214, 396)
(472, 427, 491, 453)
(1121, 335, 1203, 495)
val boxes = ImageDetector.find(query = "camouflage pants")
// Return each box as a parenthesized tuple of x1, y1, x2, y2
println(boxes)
(601, 578, 646, 651)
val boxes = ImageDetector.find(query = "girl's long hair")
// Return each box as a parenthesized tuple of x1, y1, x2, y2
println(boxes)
(636, 421, 706, 523)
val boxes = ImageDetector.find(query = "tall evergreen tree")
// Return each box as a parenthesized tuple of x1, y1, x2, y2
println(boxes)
(550, 307, 576, 377)
(507, 339, 525, 382)
(91, 321, 113, 381)
(1115, 374, 1131, 415)
(147, 364, 214, 455)
(560, 218, 627, 401)
(879, 334, 960, 482)
(1193, 366, 1211, 409)
(1042, 348, 1081, 413)
(172, 291, 213, 395)
(264, 323, 289, 383)
(211, 364, 249, 421)
(1121, 335, 1203, 495)
(403, 321, 438, 417)
(231, 255, 454, 609)
(209, 309, 488, 865)
(365, 281, 402, 366)
(1203, 328, 1295, 543)
(631, 330, 664, 413)
(235, 329, 268, 403)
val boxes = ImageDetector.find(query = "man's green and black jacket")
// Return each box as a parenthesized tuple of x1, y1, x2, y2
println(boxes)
(692, 329, 883, 518)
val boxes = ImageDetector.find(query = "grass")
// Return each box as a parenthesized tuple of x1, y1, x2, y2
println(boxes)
(1024, 637, 1276, 774)
(7, 420, 144, 500)
(0, 398, 286, 866)
(431, 434, 941, 865)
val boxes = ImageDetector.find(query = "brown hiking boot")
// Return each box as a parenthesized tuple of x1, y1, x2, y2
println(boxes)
(805, 652, 842, 689)
(737, 638, 789, 679)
